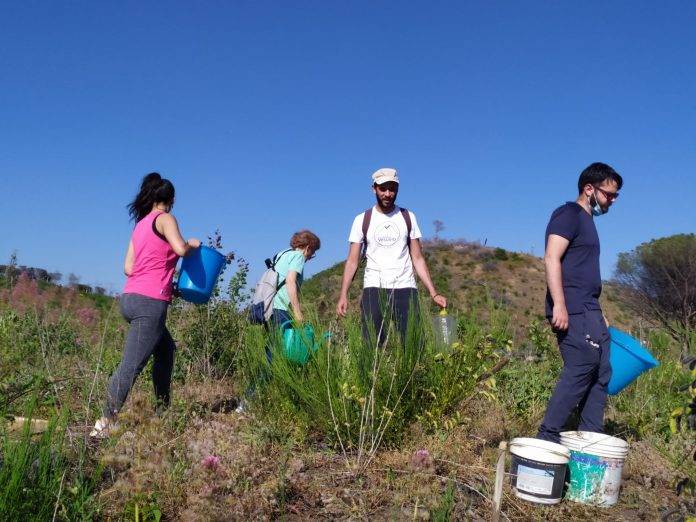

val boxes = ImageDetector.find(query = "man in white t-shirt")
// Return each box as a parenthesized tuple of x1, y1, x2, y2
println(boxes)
(336, 168, 447, 345)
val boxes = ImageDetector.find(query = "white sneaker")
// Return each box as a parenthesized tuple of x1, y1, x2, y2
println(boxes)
(89, 417, 113, 438)
(234, 400, 247, 414)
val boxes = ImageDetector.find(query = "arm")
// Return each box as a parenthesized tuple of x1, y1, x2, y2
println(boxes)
(336, 242, 362, 317)
(545, 234, 570, 330)
(409, 239, 447, 308)
(157, 213, 200, 257)
(124, 240, 135, 276)
(285, 270, 303, 322)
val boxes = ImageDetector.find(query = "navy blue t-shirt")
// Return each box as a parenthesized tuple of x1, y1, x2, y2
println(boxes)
(544, 202, 602, 316)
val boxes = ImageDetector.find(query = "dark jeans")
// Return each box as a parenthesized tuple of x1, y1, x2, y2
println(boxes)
(104, 293, 175, 418)
(360, 287, 420, 346)
(243, 308, 293, 401)
(264, 308, 292, 361)
(537, 309, 612, 443)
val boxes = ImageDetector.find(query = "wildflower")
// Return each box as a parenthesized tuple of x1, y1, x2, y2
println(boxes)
(201, 454, 221, 471)
(410, 448, 434, 471)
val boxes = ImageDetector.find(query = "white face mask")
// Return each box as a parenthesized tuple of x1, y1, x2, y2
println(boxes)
(589, 190, 605, 216)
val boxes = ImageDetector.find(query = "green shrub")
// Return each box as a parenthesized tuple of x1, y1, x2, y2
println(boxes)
(493, 248, 509, 261)
(238, 300, 510, 468)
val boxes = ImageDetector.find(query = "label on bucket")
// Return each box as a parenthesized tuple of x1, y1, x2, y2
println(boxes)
(517, 465, 555, 495)
(567, 450, 623, 506)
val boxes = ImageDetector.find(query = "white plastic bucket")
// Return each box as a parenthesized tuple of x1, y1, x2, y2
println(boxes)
(560, 431, 629, 507)
(509, 437, 570, 504)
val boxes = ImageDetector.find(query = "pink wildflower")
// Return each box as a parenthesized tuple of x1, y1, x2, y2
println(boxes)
(201, 455, 221, 471)
(75, 307, 98, 326)
(411, 448, 434, 470)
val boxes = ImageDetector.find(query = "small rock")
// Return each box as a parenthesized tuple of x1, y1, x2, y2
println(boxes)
(288, 457, 304, 473)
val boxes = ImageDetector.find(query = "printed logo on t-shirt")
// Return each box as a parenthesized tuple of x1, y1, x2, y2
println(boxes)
(374, 222, 401, 247)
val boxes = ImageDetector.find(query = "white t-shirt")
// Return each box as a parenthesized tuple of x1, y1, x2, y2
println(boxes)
(348, 206, 422, 289)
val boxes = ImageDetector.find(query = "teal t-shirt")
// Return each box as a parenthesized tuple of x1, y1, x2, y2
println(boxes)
(273, 249, 306, 311)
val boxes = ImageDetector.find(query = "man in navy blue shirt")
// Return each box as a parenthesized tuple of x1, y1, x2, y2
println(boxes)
(537, 162, 623, 443)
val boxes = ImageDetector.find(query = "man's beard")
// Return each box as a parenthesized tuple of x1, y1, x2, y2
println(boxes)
(376, 195, 395, 209)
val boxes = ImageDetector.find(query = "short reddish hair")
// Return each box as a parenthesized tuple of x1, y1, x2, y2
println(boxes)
(290, 230, 321, 252)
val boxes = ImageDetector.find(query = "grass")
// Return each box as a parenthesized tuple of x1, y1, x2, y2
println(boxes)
(236, 296, 510, 471)
(0, 264, 694, 519)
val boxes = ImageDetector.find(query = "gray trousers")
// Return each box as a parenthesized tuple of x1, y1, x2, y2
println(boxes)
(104, 293, 176, 418)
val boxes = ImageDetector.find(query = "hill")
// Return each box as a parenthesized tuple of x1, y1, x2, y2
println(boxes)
(302, 239, 633, 340)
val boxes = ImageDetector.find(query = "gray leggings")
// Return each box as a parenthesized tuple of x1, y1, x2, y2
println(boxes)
(104, 293, 175, 418)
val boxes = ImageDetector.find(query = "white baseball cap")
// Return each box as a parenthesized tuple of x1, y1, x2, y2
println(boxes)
(372, 167, 399, 185)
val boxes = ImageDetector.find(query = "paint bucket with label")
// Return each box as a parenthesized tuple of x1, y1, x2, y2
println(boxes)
(509, 437, 570, 504)
(560, 431, 628, 506)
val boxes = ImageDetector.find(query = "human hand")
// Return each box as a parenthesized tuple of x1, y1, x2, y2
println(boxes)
(432, 294, 447, 309)
(336, 295, 349, 317)
(294, 310, 304, 323)
(551, 304, 569, 331)
(187, 238, 201, 248)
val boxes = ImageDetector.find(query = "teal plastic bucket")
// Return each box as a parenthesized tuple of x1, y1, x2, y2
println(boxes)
(280, 322, 330, 364)
(177, 246, 226, 304)
(560, 431, 629, 507)
(607, 327, 659, 395)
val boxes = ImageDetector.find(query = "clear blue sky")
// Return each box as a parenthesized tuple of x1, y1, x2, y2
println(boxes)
(1, 2, 694, 294)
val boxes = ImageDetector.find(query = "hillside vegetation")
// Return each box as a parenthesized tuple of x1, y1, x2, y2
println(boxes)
(302, 240, 635, 339)
(0, 240, 694, 521)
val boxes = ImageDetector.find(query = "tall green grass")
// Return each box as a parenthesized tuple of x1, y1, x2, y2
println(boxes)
(0, 402, 99, 521)
(238, 298, 511, 467)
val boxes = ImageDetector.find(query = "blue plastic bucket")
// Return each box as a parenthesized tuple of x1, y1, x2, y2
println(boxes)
(177, 246, 226, 304)
(607, 327, 659, 395)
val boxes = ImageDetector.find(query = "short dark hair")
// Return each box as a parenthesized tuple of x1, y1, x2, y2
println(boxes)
(577, 162, 623, 194)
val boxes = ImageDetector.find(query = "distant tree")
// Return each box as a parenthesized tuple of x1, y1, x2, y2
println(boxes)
(94, 286, 106, 296)
(33, 268, 49, 282)
(67, 273, 80, 287)
(614, 234, 696, 355)
(5, 250, 18, 284)
(433, 220, 445, 241)
(77, 284, 93, 294)
(49, 272, 63, 284)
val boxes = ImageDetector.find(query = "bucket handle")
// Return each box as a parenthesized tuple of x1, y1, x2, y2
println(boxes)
(509, 443, 570, 460)
(563, 432, 627, 452)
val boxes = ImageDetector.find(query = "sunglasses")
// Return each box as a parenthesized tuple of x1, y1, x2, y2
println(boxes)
(594, 186, 619, 201)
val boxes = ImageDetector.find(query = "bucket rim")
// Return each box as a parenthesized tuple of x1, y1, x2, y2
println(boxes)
(510, 437, 570, 459)
(560, 431, 628, 455)
(608, 327, 659, 367)
(198, 245, 226, 259)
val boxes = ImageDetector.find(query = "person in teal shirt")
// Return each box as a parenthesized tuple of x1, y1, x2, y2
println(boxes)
(235, 230, 320, 414)
(270, 230, 321, 329)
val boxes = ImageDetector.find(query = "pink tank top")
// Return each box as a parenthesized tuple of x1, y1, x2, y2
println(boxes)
(123, 211, 179, 301)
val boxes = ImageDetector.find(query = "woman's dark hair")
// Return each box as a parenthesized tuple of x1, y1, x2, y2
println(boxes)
(577, 162, 623, 194)
(127, 172, 175, 222)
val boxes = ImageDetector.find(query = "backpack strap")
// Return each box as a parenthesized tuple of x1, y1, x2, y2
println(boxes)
(272, 249, 294, 292)
(360, 208, 373, 258)
(400, 207, 412, 247)
(361, 207, 412, 254)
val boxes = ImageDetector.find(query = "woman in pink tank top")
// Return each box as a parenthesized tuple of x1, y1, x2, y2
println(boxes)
(91, 173, 200, 437)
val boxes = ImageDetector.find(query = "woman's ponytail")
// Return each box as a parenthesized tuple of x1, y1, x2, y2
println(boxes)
(127, 172, 176, 222)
